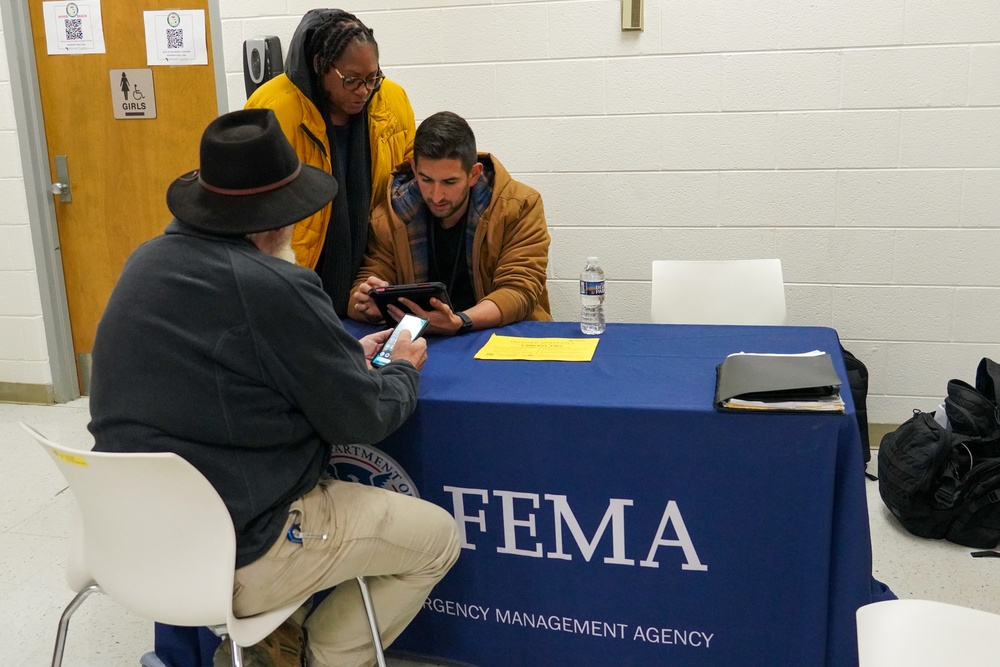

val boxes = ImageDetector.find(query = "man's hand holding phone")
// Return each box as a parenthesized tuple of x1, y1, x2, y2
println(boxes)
(387, 329, 427, 369)
(371, 313, 428, 369)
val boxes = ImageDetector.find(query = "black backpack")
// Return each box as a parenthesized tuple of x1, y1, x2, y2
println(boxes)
(877, 358, 1000, 549)
(840, 346, 870, 463)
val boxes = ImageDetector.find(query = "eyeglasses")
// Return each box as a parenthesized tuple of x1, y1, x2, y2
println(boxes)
(332, 66, 385, 92)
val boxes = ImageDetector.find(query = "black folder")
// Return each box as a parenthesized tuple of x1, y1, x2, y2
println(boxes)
(714, 352, 844, 412)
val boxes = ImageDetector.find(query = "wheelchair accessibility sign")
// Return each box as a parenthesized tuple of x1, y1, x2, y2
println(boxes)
(109, 68, 156, 119)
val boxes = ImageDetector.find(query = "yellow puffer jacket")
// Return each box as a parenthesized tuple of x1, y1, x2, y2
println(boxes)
(246, 74, 415, 268)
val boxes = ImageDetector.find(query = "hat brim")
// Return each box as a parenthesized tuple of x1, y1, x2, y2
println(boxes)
(166, 164, 338, 235)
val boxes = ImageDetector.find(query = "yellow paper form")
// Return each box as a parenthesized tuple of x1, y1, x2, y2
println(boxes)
(474, 334, 599, 362)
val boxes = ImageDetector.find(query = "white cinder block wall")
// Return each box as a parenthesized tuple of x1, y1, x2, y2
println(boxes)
(0, 7, 52, 389)
(1, 2, 997, 425)
(220, 0, 1000, 424)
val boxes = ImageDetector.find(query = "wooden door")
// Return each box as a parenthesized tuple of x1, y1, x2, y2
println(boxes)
(28, 1, 219, 391)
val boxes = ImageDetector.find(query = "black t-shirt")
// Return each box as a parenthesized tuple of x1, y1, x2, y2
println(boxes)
(428, 218, 475, 312)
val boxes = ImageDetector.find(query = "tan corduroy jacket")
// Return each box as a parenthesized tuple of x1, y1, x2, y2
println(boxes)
(349, 154, 552, 325)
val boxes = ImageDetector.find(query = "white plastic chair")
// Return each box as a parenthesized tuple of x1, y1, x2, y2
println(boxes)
(856, 599, 1000, 666)
(650, 258, 786, 325)
(21, 422, 387, 667)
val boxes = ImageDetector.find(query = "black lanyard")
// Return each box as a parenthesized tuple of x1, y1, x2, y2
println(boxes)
(428, 214, 467, 296)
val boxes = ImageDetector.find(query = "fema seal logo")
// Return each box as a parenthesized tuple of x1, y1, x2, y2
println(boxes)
(327, 444, 419, 498)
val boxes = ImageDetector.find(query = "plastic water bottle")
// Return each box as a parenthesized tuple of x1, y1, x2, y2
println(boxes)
(580, 256, 606, 335)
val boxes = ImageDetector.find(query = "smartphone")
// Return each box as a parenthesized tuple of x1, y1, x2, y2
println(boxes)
(371, 313, 429, 368)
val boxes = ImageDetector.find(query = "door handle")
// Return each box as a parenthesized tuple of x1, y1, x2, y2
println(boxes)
(52, 154, 72, 202)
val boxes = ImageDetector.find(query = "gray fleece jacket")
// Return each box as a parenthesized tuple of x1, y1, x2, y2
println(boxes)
(89, 219, 419, 567)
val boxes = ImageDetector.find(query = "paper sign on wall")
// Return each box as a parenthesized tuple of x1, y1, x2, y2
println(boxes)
(143, 10, 208, 66)
(43, 1, 106, 55)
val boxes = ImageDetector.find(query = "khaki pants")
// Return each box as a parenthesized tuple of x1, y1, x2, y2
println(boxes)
(232, 480, 461, 667)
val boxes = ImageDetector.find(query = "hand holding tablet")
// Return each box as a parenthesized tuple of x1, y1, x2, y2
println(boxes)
(369, 282, 453, 326)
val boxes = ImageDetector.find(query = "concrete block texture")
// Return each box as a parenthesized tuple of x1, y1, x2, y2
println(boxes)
(969, 46, 1000, 106)
(468, 118, 554, 173)
(776, 228, 895, 284)
(840, 46, 969, 109)
(605, 55, 721, 115)
(0, 27, 9, 84)
(891, 229, 1000, 286)
(832, 286, 953, 341)
(359, 10, 444, 66)
(0, 132, 22, 179)
(660, 113, 778, 170)
(395, 64, 498, 120)
(661, 0, 904, 53)
(837, 170, 964, 228)
(905, 0, 1000, 44)
(526, 171, 721, 229)
(0, 82, 15, 129)
(720, 51, 842, 111)
(883, 341, 1000, 397)
(549, 0, 662, 59)
(900, 109, 1000, 168)
(436, 5, 549, 64)
(5, 2, 994, 399)
(953, 290, 1000, 343)
(962, 170, 1000, 228)
(0, 360, 51, 385)
(1, 226, 36, 271)
(777, 111, 899, 169)
(718, 171, 837, 227)
(0, 180, 28, 226)
(0, 271, 42, 317)
(497, 60, 605, 118)
(217, 0, 281, 20)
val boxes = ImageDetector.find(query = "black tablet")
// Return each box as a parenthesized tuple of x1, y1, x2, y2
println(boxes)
(369, 282, 452, 326)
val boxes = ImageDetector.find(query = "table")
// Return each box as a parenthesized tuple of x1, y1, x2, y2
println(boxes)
(342, 321, 884, 667)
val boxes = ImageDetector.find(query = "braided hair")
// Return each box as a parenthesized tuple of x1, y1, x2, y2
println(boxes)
(308, 10, 379, 75)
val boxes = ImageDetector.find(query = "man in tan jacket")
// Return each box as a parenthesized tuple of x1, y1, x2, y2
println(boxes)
(349, 111, 552, 335)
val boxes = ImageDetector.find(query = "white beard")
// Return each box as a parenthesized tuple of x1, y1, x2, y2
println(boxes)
(273, 237, 296, 264)
(248, 226, 297, 264)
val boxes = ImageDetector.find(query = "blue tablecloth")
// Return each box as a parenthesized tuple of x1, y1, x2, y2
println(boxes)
(345, 320, 883, 667)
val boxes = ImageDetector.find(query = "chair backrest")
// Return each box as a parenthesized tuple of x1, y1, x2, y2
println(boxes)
(21, 422, 237, 628)
(651, 259, 786, 325)
(856, 599, 1000, 666)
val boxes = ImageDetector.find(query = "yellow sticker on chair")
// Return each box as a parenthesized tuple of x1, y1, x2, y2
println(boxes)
(55, 450, 88, 466)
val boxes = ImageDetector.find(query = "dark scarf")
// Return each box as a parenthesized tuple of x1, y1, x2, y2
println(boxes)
(390, 156, 495, 286)
(315, 104, 372, 315)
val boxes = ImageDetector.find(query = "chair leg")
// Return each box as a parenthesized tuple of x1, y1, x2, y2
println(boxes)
(356, 576, 387, 667)
(51, 584, 101, 667)
(229, 637, 245, 667)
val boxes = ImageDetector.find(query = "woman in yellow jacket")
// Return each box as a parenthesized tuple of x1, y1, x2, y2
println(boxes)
(247, 8, 415, 314)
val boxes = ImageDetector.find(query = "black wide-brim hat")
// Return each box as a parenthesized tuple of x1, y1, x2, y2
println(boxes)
(167, 109, 337, 235)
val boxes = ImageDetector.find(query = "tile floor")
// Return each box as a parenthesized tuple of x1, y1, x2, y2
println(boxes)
(2, 399, 998, 666)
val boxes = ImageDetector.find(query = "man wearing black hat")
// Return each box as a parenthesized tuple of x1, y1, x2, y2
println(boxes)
(88, 109, 460, 667)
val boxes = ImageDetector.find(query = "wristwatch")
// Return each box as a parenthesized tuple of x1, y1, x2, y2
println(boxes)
(455, 311, 474, 335)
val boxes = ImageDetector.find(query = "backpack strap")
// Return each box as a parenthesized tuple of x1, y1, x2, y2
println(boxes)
(959, 487, 1000, 518)
(976, 358, 1000, 408)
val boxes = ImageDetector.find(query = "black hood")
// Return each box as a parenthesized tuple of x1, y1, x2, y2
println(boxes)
(284, 8, 331, 102)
